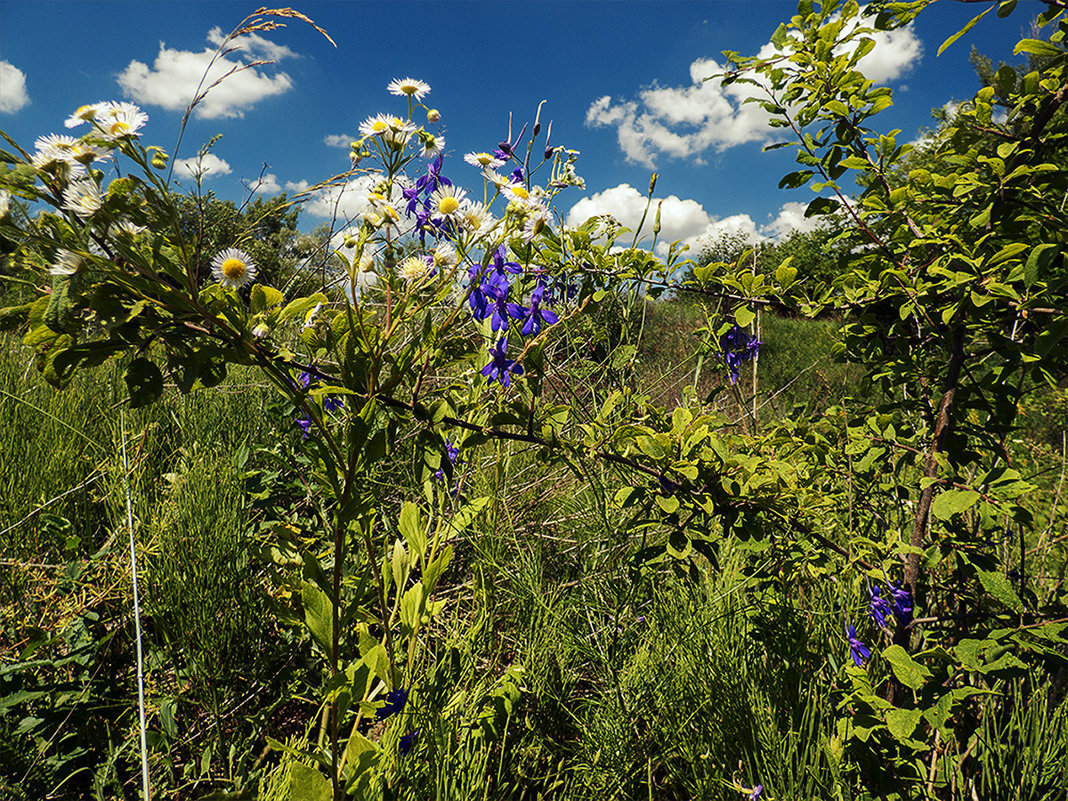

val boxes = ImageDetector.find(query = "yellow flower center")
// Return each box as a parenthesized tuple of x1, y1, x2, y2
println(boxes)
(221, 258, 247, 280)
(476, 153, 492, 165)
(401, 84, 418, 96)
(438, 197, 460, 215)
(511, 186, 529, 199)
(371, 120, 389, 133)
(109, 120, 131, 136)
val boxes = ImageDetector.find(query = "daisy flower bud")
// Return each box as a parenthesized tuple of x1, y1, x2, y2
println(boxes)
(426, 108, 441, 123)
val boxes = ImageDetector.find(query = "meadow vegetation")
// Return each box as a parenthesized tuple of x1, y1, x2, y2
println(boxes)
(1, 1, 1067, 799)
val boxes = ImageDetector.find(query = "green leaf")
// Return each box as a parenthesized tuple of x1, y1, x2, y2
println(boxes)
(977, 569, 1025, 613)
(885, 707, 923, 740)
(289, 763, 331, 801)
(400, 583, 426, 635)
(1024, 244, 1058, 287)
(734, 306, 756, 327)
(939, 4, 994, 56)
(399, 501, 426, 561)
(343, 731, 379, 783)
(656, 494, 680, 514)
(302, 581, 334, 657)
(1014, 39, 1063, 58)
(881, 644, 932, 691)
(249, 283, 284, 314)
(930, 489, 981, 521)
(776, 259, 798, 288)
(125, 357, 163, 408)
(804, 197, 839, 217)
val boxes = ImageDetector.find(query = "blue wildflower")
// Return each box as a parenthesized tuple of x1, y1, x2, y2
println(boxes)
(482, 337, 524, 387)
(887, 579, 913, 626)
(718, 324, 762, 384)
(519, 285, 559, 336)
(435, 439, 461, 483)
(376, 687, 408, 721)
(847, 624, 871, 667)
(295, 416, 311, 440)
(867, 580, 892, 629)
(750, 785, 763, 800)
(399, 726, 420, 757)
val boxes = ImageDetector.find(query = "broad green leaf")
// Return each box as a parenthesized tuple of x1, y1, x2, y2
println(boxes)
(391, 539, 409, 592)
(1014, 38, 1063, 58)
(1024, 244, 1058, 287)
(344, 731, 379, 783)
(250, 283, 284, 314)
(656, 494, 680, 514)
(399, 501, 426, 560)
(734, 306, 756, 327)
(302, 581, 334, 657)
(882, 644, 932, 691)
(400, 583, 426, 634)
(885, 707, 922, 740)
(977, 569, 1025, 613)
(930, 489, 981, 521)
(279, 293, 328, 322)
(289, 763, 331, 801)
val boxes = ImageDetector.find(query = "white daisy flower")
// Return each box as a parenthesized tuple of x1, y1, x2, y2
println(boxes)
(33, 134, 81, 170)
(112, 219, 146, 240)
(96, 102, 148, 140)
(464, 152, 505, 170)
(359, 114, 395, 138)
(399, 255, 431, 283)
(65, 102, 110, 129)
(429, 185, 468, 219)
(418, 132, 445, 159)
(503, 182, 533, 203)
(521, 206, 552, 243)
(387, 78, 431, 100)
(482, 168, 508, 187)
(62, 180, 103, 218)
(51, 248, 86, 276)
(458, 200, 494, 234)
(358, 252, 375, 273)
(66, 139, 111, 166)
(432, 242, 457, 269)
(0, 191, 9, 219)
(211, 247, 257, 289)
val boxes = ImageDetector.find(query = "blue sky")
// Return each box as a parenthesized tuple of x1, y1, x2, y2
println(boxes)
(0, 1, 1027, 253)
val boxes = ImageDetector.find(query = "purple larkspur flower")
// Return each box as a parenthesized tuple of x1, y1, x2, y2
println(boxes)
(519, 284, 559, 336)
(867, 580, 893, 629)
(750, 785, 763, 800)
(718, 324, 762, 384)
(482, 337, 524, 387)
(435, 439, 461, 483)
(888, 579, 913, 626)
(295, 416, 311, 440)
(376, 687, 409, 721)
(847, 624, 871, 667)
(399, 726, 420, 757)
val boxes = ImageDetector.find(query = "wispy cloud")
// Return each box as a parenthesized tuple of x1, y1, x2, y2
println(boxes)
(117, 27, 297, 119)
(324, 134, 356, 148)
(587, 12, 921, 167)
(0, 61, 30, 113)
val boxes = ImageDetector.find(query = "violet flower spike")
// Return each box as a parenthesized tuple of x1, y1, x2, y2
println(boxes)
(482, 337, 524, 387)
(847, 624, 871, 667)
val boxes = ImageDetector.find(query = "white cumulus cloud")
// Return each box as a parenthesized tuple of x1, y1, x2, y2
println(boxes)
(247, 172, 282, 194)
(117, 28, 297, 119)
(298, 175, 378, 220)
(173, 153, 232, 180)
(566, 184, 829, 255)
(587, 11, 921, 167)
(0, 61, 30, 113)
